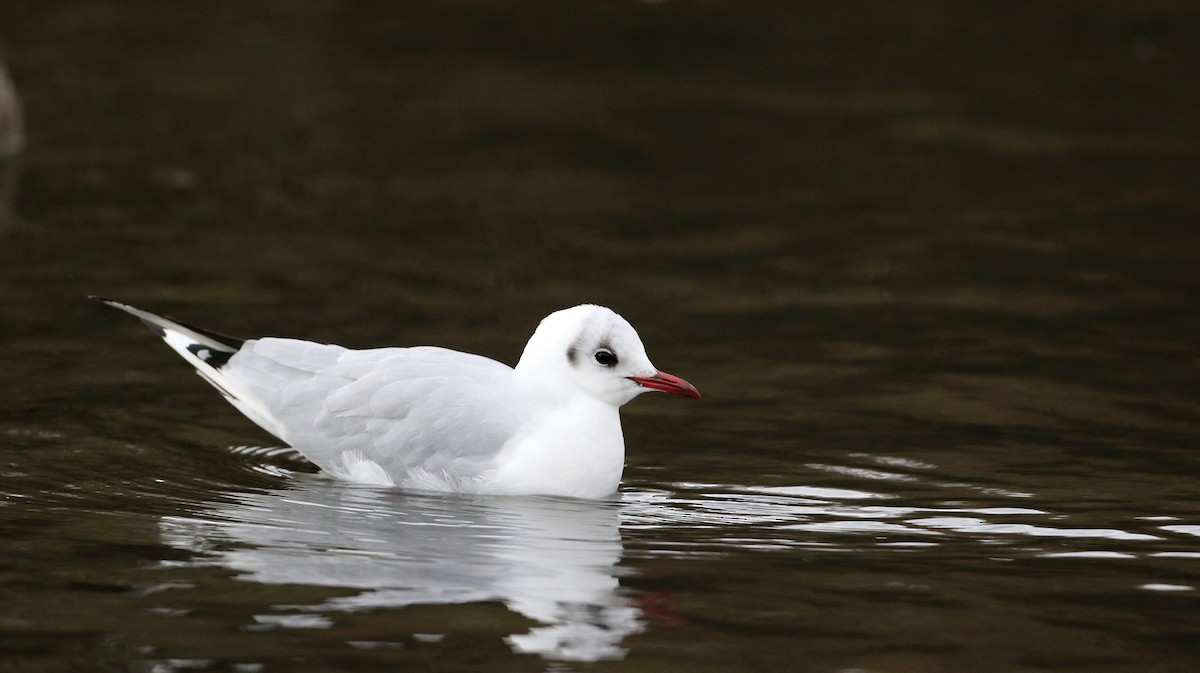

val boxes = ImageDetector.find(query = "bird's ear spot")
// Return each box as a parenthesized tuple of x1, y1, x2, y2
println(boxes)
(567, 346, 578, 366)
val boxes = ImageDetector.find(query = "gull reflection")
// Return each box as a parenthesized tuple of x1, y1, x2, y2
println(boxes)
(159, 475, 640, 662)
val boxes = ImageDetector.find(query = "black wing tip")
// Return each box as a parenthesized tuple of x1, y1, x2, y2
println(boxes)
(178, 317, 246, 350)
(89, 295, 122, 308)
(138, 317, 167, 338)
(187, 342, 234, 368)
(92, 295, 247, 350)
(90, 296, 145, 317)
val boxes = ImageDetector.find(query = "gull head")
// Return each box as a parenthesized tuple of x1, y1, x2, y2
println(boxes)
(515, 304, 701, 407)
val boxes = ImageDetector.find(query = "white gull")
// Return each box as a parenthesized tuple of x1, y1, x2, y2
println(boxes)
(95, 298, 700, 498)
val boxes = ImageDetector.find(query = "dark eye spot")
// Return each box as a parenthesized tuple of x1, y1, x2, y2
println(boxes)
(594, 349, 617, 367)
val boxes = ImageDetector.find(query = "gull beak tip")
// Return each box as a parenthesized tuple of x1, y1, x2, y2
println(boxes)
(628, 371, 701, 399)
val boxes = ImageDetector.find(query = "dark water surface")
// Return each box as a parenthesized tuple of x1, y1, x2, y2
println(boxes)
(2, 2, 1200, 671)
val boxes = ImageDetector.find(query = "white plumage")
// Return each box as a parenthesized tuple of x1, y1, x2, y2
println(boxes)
(96, 298, 700, 498)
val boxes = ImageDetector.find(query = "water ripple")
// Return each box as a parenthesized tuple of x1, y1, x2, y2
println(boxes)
(621, 479, 1193, 560)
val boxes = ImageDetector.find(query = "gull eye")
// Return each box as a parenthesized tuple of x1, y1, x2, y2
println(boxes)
(594, 349, 617, 367)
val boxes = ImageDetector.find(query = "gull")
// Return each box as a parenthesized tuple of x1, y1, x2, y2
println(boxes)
(94, 298, 700, 498)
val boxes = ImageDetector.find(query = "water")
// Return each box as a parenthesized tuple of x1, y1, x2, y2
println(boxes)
(2, 2, 1199, 671)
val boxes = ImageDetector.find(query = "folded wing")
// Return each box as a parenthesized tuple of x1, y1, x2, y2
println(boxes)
(226, 339, 524, 489)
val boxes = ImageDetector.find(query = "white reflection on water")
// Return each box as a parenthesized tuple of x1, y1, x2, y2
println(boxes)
(1161, 525, 1200, 537)
(621, 482, 1173, 553)
(912, 516, 1159, 540)
(159, 475, 640, 662)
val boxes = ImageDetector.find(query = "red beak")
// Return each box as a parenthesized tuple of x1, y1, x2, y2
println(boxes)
(628, 371, 701, 399)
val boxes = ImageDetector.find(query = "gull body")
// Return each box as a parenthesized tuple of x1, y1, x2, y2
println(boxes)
(96, 299, 700, 498)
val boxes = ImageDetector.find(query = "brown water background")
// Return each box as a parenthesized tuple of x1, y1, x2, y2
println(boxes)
(1, 2, 1199, 671)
